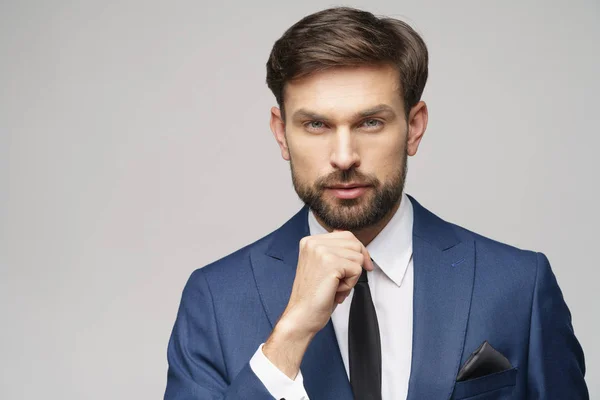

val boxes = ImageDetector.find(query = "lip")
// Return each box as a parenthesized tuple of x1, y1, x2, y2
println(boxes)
(326, 185, 370, 199)
(327, 182, 370, 189)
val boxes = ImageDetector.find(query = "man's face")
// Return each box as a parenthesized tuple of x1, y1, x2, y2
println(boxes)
(272, 64, 411, 231)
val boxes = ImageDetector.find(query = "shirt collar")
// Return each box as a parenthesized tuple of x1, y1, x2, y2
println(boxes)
(307, 192, 414, 287)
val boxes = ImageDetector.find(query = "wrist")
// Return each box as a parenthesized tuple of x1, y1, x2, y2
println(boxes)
(274, 312, 317, 344)
(263, 313, 316, 379)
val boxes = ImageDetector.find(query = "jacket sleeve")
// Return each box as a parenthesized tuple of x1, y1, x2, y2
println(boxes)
(164, 268, 275, 400)
(526, 252, 589, 399)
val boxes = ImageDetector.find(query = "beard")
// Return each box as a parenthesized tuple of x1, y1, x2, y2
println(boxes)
(290, 149, 407, 231)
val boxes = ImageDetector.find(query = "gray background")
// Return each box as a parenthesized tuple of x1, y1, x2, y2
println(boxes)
(1, 0, 598, 398)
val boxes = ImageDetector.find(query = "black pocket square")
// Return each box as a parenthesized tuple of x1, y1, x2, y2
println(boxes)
(456, 341, 512, 382)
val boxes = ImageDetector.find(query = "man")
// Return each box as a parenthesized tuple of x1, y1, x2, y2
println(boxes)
(164, 7, 588, 400)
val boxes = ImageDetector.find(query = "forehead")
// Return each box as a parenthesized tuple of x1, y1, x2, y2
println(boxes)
(284, 64, 403, 117)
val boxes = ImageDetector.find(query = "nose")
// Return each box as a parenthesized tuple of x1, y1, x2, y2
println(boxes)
(330, 128, 360, 170)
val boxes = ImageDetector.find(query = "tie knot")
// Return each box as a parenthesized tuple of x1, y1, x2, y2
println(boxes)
(358, 268, 368, 283)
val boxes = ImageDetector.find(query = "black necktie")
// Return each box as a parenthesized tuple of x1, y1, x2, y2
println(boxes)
(348, 263, 382, 399)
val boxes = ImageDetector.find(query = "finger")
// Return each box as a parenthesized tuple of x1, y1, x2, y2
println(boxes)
(326, 236, 374, 271)
(362, 244, 374, 271)
(331, 229, 355, 238)
(312, 229, 352, 237)
(310, 237, 364, 255)
(337, 279, 352, 292)
(325, 247, 364, 265)
(335, 258, 363, 291)
(338, 273, 361, 292)
(299, 231, 358, 251)
(330, 229, 373, 269)
(334, 290, 351, 304)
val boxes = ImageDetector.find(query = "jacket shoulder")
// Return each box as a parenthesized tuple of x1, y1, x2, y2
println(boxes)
(449, 221, 541, 277)
(193, 232, 274, 281)
(183, 216, 292, 293)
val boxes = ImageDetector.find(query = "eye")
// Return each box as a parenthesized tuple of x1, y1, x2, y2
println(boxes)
(361, 119, 384, 130)
(304, 121, 328, 133)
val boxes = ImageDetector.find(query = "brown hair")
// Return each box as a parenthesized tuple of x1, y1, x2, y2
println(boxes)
(266, 7, 428, 121)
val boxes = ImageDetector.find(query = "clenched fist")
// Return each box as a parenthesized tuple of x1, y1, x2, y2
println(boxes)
(262, 229, 374, 379)
(285, 229, 375, 333)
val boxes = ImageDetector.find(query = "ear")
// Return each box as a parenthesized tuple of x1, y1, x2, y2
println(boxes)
(406, 101, 428, 156)
(270, 106, 290, 161)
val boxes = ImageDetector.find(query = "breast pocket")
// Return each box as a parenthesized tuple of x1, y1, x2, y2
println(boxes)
(452, 367, 517, 400)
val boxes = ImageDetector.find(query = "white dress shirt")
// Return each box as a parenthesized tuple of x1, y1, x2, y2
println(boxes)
(250, 192, 414, 400)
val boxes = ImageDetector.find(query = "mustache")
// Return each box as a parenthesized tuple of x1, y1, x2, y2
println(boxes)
(316, 169, 379, 188)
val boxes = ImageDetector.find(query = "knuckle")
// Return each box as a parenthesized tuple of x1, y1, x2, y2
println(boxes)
(321, 252, 334, 264)
(356, 252, 365, 264)
(299, 236, 309, 249)
(305, 237, 317, 250)
(313, 244, 325, 255)
(330, 271, 340, 282)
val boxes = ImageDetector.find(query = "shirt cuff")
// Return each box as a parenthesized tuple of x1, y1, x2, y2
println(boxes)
(249, 343, 309, 400)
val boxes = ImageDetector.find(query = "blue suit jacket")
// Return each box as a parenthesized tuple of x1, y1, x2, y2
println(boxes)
(164, 195, 588, 399)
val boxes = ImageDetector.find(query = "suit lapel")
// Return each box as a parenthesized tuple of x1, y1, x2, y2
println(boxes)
(250, 206, 353, 399)
(406, 195, 475, 400)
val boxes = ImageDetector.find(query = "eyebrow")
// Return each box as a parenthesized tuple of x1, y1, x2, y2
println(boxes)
(291, 104, 397, 122)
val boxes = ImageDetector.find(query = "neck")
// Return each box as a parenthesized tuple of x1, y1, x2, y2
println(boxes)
(314, 197, 402, 247)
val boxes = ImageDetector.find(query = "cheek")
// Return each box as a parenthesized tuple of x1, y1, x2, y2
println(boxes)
(360, 138, 405, 177)
(288, 136, 330, 173)
(359, 133, 405, 157)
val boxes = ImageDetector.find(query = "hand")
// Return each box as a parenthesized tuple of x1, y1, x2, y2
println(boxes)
(262, 230, 374, 378)
(283, 229, 374, 333)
